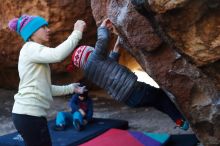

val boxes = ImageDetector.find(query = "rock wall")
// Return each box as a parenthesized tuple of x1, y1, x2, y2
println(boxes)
(91, 0, 220, 145)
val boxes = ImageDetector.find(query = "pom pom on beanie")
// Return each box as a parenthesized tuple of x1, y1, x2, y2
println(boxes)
(8, 15, 35, 32)
(8, 18, 18, 31)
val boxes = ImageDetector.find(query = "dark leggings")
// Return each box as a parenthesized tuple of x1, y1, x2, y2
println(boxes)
(12, 113, 52, 146)
(125, 82, 185, 122)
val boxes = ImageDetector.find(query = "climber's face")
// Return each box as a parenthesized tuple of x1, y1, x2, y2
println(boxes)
(79, 95, 85, 101)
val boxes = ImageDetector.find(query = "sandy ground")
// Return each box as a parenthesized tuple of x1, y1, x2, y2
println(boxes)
(0, 88, 202, 145)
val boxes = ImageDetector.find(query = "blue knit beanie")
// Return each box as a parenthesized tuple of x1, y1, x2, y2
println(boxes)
(8, 15, 48, 42)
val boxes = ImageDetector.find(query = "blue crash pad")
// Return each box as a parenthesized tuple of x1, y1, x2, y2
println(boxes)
(0, 118, 128, 146)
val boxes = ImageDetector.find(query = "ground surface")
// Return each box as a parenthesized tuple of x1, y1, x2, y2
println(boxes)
(0, 88, 194, 137)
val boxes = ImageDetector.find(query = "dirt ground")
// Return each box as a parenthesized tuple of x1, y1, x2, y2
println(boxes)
(0, 88, 202, 145)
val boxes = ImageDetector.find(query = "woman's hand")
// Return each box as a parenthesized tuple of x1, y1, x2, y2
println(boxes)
(74, 20, 86, 32)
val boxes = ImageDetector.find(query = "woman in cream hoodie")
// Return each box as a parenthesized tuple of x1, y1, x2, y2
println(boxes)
(8, 14, 86, 146)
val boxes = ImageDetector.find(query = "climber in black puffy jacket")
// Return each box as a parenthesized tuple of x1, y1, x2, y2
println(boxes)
(68, 18, 189, 131)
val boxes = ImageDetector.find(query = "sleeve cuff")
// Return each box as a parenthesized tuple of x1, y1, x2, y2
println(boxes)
(71, 30, 83, 40)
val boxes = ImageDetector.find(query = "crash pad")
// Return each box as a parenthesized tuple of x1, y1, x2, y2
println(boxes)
(0, 118, 128, 146)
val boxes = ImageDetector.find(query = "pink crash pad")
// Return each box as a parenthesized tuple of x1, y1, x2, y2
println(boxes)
(80, 128, 143, 146)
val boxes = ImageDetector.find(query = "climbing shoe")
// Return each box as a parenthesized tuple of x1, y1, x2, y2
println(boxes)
(175, 119, 189, 131)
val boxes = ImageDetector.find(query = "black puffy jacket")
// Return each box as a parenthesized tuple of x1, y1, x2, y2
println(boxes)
(83, 26, 137, 102)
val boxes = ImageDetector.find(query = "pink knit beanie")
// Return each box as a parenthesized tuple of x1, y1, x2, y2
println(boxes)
(72, 46, 94, 68)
